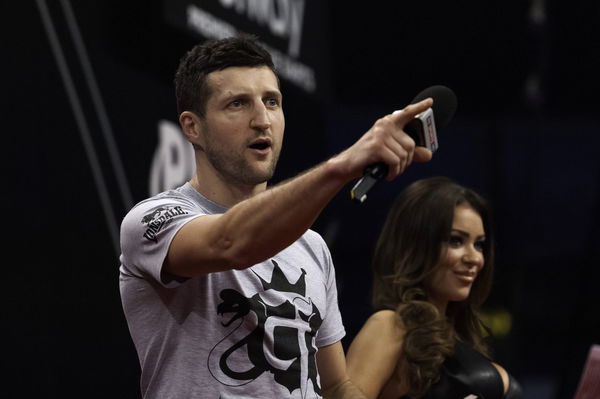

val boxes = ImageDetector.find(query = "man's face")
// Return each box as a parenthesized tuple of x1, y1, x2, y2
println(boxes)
(197, 66, 284, 187)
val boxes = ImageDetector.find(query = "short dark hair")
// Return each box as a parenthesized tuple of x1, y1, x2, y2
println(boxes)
(174, 35, 277, 117)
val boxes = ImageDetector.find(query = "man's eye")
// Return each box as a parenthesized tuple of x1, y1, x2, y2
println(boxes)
(265, 98, 279, 107)
(229, 100, 243, 108)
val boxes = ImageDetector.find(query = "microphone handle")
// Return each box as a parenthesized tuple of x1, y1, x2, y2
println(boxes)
(349, 111, 432, 203)
(350, 163, 389, 203)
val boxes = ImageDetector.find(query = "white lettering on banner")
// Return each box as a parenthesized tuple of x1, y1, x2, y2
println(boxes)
(218, 0, 305, 57)
(185, 4, 316, 93)
(262, 42, 315, 92)
(149, 120, 195, 196)
(187, 5, 237, 39)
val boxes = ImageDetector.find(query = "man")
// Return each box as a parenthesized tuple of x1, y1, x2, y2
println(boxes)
(119, 35, 433, 398)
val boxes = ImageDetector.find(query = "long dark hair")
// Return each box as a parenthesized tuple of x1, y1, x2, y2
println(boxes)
(174, 34, 277, 117)
(371, 176, 495, 398)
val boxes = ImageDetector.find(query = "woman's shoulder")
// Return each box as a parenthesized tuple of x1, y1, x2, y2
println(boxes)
(364, 309, 406, 338)
(347, 309, 409, 399)
(369, 309, 399, 321)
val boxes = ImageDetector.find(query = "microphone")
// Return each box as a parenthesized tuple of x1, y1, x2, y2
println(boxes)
(350, 85, 458, 203)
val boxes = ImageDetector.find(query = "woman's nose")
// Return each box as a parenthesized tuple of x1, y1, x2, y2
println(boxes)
(463, 246, 484, 268)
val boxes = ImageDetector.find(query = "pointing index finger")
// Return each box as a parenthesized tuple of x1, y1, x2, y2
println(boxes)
(391, 98, 433, 126)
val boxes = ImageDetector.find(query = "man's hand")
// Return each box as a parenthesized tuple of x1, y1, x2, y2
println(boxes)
(331, 98, 434, 182)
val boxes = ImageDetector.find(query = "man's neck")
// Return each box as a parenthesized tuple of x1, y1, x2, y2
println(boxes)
(189, 173, 267, 208)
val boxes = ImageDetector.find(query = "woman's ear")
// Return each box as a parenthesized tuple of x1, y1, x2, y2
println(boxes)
(179, 111, 204, 149)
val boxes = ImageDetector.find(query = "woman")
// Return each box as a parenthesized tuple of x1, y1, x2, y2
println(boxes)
(347, 177, 521, 399)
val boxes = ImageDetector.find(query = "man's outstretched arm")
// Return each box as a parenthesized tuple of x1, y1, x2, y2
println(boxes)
(166, 99, 434, 278)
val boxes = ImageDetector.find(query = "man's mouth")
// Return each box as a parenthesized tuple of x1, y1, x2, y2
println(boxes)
(248, 138, 272, 151)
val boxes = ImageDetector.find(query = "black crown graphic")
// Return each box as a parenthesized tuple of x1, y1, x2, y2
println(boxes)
(256, 260, 306, 296)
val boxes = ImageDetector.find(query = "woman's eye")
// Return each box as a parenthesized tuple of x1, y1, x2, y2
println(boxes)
(449, 236, 463, 247)
(475, 241, 485, 252)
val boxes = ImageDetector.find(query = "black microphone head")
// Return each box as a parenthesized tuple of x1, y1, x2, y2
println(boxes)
(410, 85, 457, 129)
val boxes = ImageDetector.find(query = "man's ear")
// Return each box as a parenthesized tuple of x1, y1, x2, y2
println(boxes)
(179, 111, 204, 149)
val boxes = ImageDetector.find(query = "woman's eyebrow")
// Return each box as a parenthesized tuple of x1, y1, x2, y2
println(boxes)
(451, 229, 486, 240)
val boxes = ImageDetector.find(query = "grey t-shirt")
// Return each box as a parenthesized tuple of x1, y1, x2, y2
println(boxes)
(119, 183, 346, 398)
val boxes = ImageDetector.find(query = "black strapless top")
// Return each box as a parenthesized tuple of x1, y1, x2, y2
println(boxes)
(401, 341, 522, 399)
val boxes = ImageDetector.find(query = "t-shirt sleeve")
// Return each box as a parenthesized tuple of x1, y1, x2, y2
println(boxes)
(313, 236, 346, 348)
(119, 196, 204, 287)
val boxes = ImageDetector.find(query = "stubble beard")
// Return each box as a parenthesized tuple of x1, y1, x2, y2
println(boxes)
(205, 144, 280, 187)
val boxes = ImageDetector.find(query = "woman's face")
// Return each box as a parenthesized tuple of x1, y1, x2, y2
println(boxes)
(426, 204, 486, 313)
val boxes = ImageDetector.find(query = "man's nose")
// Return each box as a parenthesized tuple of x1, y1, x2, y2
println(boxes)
(250, 102, 271, 130)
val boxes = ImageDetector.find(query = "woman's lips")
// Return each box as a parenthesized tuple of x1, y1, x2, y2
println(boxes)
(454, 270, 476, 283)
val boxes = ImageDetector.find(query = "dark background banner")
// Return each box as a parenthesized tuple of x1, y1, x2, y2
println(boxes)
(4, 1, 599, 398)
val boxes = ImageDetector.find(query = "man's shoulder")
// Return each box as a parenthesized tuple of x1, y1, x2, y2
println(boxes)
(127, 185, 198, 215)
(121, 185, 200, 229)
(294, 229, 331, 257)
(139, 185, 193, 205)
(300, 228, 327, 246)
